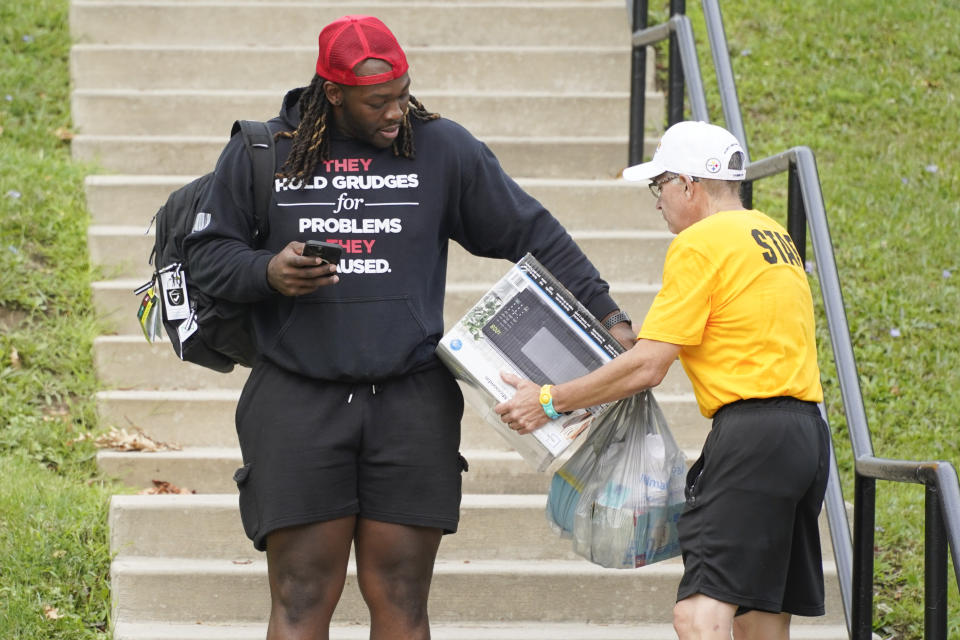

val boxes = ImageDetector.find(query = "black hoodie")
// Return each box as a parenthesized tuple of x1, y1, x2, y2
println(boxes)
(184, 88, 618, 382)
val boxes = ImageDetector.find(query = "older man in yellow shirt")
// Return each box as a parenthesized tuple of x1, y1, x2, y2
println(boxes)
(496, 121, 830, 640)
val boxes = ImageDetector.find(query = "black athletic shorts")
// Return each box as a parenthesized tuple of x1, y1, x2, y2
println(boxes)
(676, 396, 830, 617)
(232, 359, 466, 551)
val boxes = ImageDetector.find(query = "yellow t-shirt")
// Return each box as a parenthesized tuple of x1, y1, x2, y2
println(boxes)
(638, 209, 823, 418)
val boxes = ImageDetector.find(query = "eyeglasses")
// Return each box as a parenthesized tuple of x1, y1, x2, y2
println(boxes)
(648, 174, 699, 198)
(648, 175, 680, 198)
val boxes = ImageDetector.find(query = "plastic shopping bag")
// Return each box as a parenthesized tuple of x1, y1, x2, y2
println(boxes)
(546, 390, 687, 569)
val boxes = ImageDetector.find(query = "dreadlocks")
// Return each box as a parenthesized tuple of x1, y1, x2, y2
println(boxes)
(278, 75, 439, 180)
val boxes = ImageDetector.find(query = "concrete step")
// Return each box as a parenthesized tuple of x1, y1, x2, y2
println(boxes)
(85, 175, 663, 231)
(110, 555, 845, 626)
(72, 133, 650, 178)
(70, 45, 637, 94)
(94, 279, 663, 337)
(109, 494, 577, 561)
(109, 492, 840, 563)
(88, 226, 670, 283)
(94, 336, 245, 390)
(94, 387, 709, 452)
(111, 621, 850, 640)
(96, 444, 706, 496)
(92, 335, 698, 395)
(72, 89, 649, 139)
(69, 1, 630, 48)
(98, 447, 557, 495)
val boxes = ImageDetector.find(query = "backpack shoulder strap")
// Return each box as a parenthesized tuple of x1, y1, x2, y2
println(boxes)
(232, 119, 276, 243)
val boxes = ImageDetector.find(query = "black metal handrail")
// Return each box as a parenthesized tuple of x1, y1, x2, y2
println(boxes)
(748, 147, 960, 640)
(629, 0, 708, 165)
(627, 1, 960, 638)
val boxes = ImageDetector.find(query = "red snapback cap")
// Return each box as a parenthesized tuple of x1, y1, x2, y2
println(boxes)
(316, 15, 409, 86)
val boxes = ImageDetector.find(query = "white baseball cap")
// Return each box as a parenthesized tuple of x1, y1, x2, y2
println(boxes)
(622, 120, 746, 183)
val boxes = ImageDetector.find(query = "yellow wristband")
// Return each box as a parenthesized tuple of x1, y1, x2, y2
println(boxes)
(539, 384, 561, 420)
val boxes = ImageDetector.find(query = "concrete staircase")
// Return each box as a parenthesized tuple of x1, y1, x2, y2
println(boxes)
(71, 1, 848, 638)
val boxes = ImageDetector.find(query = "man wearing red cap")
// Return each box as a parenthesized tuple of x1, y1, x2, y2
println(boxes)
(496, 121, 829, 640)
(184, 15, 636, 639)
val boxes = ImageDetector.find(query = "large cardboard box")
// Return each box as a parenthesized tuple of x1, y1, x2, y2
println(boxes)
(437, 254, 626, 471)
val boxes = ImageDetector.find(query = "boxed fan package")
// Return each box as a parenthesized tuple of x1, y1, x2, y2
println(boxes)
(437, 254, 627, 471)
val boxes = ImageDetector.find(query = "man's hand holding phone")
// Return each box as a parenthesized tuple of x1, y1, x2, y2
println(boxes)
(267, 240, 341, 296)
(302, 239, 343, 264)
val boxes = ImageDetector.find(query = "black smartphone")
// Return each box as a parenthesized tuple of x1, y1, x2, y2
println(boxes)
(302, 240, 342, 265)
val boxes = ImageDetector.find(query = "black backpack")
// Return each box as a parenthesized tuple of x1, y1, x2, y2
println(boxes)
(138, 120, 275, 373)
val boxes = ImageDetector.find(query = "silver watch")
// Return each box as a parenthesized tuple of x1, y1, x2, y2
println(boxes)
(602, 310, 632, 330)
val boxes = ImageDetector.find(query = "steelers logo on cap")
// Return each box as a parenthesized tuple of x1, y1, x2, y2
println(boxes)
(705, 158, 721, 173)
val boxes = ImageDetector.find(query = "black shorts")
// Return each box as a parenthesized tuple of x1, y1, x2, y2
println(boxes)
(676, 397, 830, 616)
(233, 359, 466, 551)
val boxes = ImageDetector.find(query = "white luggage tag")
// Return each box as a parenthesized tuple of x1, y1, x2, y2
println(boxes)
(176, 310, 199, 357)
(158, 264, 191, 321)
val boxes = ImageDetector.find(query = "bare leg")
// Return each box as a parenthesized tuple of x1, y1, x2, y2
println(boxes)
(733, 610, 791, 640)
(673, 594, 737, 639)
(354, 518, 443, 640)
(264, 516, 356, 640)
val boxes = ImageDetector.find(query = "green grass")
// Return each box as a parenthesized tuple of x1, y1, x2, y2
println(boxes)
(0, 456, 112, 637)
(0, 0, 114, 638)
(0, 0, 958, 638)
(678, 2, 960, 636)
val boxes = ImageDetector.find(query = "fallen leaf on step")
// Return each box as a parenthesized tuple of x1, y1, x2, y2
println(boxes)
(94, 427, 180, 452)
(137, 479, 195, 495)
(232, 559, 253, 565)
